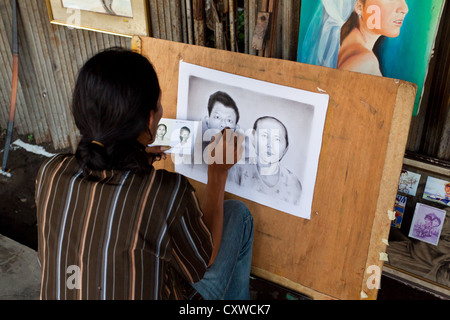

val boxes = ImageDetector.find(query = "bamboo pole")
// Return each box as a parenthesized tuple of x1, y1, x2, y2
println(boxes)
(2, 0, 19, 172)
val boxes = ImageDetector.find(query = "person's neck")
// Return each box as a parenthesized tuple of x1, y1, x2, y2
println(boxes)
(256, 161, 281, 187)
(356, 24, 381, 51)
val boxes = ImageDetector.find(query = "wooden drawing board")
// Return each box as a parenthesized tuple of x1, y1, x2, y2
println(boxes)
(133, 36, 417, 300)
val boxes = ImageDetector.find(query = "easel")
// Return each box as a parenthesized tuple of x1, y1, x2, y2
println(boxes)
(133, 36, 417, 300)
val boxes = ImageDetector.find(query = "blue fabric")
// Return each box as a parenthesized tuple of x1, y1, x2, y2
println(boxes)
(192, 200, 254, 300)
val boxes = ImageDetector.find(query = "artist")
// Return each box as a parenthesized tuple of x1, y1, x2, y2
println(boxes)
(35, 48, 254, 300)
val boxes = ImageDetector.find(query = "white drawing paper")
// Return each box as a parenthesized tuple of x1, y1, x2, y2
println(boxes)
(175, 61, 329, 220)
(62, 0, 133, 18)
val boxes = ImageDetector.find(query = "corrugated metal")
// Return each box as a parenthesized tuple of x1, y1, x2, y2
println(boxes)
(0, 0, 130, 151)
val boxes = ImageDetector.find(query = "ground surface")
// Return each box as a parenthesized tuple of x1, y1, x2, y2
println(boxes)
(0, 132, 63, 251)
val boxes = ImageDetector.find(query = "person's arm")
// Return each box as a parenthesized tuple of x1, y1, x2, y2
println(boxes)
(202, 167, 227, 266)
(201, 128, 243, 266)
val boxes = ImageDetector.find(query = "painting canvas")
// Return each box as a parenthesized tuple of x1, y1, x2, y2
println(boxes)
(62, 0, 133, 18)
(423, 176, 450, 207)
(175, 62, 329, 220)
(408, 203, 446, 246)
(297, 0, 446, 116)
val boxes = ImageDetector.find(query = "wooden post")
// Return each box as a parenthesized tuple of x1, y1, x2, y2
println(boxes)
(193, 0, 206, 46)
(263, 0, 278, 57)
(229, 0, 236, 52)
(251, 0, 279, 57)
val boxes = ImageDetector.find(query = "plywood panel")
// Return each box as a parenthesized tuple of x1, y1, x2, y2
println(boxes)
(134, 36, 417, 300)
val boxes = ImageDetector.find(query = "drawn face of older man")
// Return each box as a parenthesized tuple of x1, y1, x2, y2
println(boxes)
(252, 117, 289, 167)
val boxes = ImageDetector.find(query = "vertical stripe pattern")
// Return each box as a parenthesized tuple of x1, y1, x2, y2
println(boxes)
(36, 154, 212, 300)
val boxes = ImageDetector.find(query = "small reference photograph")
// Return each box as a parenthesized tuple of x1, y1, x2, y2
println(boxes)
(408, 203, 447, 246)
(423, 176, 450, 207)
(150, 118, 199, 155)
(175, 62, 329, 220)
(61, 0, 133, 17)
(397, 169, 421, 196)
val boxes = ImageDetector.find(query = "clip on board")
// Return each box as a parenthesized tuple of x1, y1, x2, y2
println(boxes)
(132, 36, 417, 300)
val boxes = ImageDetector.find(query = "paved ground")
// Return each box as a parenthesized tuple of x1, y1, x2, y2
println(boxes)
(0, 234, 40, 300)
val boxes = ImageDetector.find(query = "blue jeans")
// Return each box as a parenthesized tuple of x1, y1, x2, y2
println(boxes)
(192, 200, 254, 300)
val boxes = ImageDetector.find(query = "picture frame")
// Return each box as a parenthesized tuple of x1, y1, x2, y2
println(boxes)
(408, 203, 446, 246)
(45, 0, 149, 37)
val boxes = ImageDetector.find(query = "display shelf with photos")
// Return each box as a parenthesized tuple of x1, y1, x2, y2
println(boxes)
(386, 155, 450, 298)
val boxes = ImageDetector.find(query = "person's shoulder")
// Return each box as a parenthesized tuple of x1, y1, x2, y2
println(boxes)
(154, 169, 192, 188)
(281, 166, 302, 190)
(37, 153, 76, 185)
(338, 44, 380, 75)
(39, 153, 74, 172)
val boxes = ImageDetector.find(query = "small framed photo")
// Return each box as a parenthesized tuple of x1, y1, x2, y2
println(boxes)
(408, 203, 446, 246)
(423, 176, 450, 207)
(46, 0, 149, 37)
(398, 169, 421, 196)
(392, 194, 407, 229)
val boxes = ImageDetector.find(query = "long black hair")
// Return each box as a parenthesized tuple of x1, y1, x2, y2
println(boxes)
(72, 48, 160, 174)
(340, 0, 366, 45)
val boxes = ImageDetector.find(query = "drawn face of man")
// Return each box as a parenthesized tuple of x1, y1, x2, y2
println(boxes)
(253, 118, 288, 165)
(179, 128, 190, 144)
(208, 102, 238, 131)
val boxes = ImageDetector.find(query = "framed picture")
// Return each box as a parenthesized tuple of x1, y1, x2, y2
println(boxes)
(297, 0, 446, 116)
(175, 61, 329, 220)
(46, 0, 149, 37)
(398, 169, 421, 196)
(408, 203, 446, 246)
(392, 194, 407, 229)
(423, 176, 450, 207)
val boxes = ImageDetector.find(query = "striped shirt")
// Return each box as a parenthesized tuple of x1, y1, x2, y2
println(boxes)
(35, 154, 212, 300)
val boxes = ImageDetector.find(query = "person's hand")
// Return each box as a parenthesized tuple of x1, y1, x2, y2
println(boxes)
(145, 145, 171, 163)
(206, 128, 244, 174)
